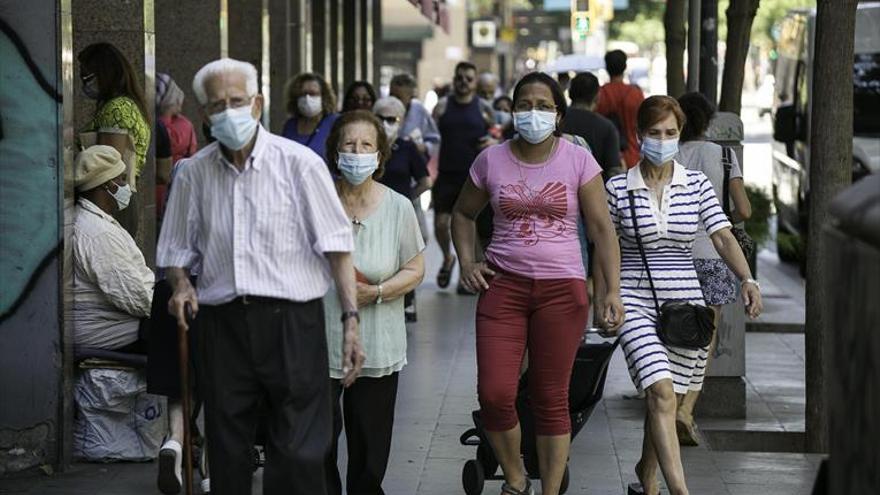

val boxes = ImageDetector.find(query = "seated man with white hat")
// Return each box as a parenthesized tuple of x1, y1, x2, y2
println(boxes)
(73, 145, 154, 352)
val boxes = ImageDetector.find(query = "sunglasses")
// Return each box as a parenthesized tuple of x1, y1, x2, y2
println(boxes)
(81, 73, 96, 83)
(376, 115, 400, 124)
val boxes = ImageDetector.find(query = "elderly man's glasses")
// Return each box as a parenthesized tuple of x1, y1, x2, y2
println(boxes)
(206, 95, 255, 114)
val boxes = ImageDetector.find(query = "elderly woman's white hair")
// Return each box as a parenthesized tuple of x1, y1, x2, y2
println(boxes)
(192, 58, 258, 105)
(372, 96, 406, 118)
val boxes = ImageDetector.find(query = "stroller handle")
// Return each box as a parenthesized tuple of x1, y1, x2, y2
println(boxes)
(459, 428, 481, 446)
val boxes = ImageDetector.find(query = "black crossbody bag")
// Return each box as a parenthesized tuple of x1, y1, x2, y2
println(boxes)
(628, 191, 715, 349)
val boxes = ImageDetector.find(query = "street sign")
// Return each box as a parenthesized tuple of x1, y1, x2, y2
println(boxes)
(471, 20, 497, 48)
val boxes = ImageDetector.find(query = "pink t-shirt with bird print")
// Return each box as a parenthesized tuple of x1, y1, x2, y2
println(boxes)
(469, 138, 602, 279)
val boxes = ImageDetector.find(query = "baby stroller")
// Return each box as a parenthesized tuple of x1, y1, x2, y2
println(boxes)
(459, 333, 619, 495)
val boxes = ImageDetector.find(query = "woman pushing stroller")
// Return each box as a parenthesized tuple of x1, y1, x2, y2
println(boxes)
(451, 72, 625, 495)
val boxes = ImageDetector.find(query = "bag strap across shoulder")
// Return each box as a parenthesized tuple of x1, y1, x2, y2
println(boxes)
(721, 146, 732, 217)
(627, 190, 662, 315)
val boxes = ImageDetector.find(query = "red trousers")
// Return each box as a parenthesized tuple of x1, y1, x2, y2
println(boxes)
(476, 269, 589, 436)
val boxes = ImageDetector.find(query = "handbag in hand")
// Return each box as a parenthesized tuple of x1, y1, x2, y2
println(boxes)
(721, 147, 756, 261)
(627, 191, 715, 349)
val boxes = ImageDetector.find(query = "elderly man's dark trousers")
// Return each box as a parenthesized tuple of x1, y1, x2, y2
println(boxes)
(193, 297, 330, 495)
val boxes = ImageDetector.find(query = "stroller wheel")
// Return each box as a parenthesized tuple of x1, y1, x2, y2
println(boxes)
(559, 464, 570, 494)
(462, 459, 485, 495)
(476, 443, 498, 476)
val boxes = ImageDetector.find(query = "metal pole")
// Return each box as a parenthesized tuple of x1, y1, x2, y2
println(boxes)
(699, 0, 719, 103)
(687, 0, 701, 92)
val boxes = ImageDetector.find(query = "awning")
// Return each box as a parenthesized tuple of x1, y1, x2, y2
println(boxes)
(408, 0, 449, 33)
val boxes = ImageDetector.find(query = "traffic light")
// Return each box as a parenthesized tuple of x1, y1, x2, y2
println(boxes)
(572, 12, 590, 40)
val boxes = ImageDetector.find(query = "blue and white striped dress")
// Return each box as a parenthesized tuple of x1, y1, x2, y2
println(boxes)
(606, 163, 731, 394)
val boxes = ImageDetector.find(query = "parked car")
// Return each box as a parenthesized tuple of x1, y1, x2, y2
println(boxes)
(770, 2, 880, 260)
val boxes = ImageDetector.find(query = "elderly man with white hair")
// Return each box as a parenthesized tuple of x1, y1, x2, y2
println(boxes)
(157, 58, 365, 495)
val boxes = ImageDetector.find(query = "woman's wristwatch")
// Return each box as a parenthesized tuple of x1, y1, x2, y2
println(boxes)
(375, 284, 384, 304)
(340, 310, 360, 324)
(741, 278, 760, 290)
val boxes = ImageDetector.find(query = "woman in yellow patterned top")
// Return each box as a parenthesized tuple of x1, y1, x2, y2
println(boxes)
(78, 43, 151, 178)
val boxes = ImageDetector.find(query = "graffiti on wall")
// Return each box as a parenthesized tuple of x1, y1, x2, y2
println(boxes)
(0, 17, 62, 322)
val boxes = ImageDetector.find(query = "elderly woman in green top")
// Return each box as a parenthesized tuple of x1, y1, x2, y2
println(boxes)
(323, 110, 426, 495)
(78, 43, 151, 179)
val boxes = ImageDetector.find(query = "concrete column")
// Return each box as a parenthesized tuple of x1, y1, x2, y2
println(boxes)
(228, 0, 263, 78)
(329, 0, 342, 94)
(310, 0, 327, 78)
(72, 0, 156, 266)
(155, 0, 221, 140)
(369, 0, 381, 89)
(696, 111, 747, 418)
(342, 0, 358, 88)
(268, 0, 308, 133)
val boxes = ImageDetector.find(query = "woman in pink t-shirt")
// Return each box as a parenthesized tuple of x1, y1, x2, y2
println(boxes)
(452, 72, 625, 495)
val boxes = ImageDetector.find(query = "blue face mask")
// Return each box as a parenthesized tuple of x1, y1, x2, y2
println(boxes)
(337, 152, 379, 185)
(210, 104, 258, 151)
(495, 110, 512, 127)
(513, 110, 556, 144)
(640, 136, 679, 165)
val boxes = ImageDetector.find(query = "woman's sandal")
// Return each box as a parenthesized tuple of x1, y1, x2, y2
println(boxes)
(501, 478, 534, 495)
(627, 482, 659, 495)
(676, 417, 700, 446)
(436, 256, 456, 288)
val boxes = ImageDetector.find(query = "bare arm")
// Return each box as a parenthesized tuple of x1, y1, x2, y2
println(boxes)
(728, 178, 752, 223)
(579, 177, 625, 330)
(96, 132, 131, 158)
(412, 176, 432, 198)
(358, 254, 425, 306)
(451, 178, 495, 291)
(156, 157, 173, 185)
(326, 251, 365, 386)
(710, 228, 762, 318)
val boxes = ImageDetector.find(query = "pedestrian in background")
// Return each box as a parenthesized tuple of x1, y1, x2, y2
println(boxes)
(390, 73, 440, 158)
(432, 61, 497, 293)
(561, 72, 621, 180)
(322, 110, 426, 495)
(452, 72, 624, 495)
(158, 58, 364, 495)
(155, 72, 198, 223)
(493, 95, 515, 141)
(601, 95, 761, 495)
(674, 92, 753, 446)
(477, 71, 499, 102)
(596, 49, 644, 169)
(341, 80, 378, 113)
(373, 96, 431, 322)
(282, 72, 340, 163)
(78, 42, 151, 180)
(156, 73, 198, 166)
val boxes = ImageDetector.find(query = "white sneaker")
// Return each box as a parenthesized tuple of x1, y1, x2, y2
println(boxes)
(157, 439, 183, 494)
(200, 478, 211, 494)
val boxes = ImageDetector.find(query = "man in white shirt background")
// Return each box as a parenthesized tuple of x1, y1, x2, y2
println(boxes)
(72, 145, 153, 353)
(157, 58, 364, 495)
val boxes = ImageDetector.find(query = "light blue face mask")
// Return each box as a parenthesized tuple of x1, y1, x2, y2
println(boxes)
(210, 104, 258, 151)
(337, 152, 379, 185)
(513, 110, 556, 144)
(640, 136, 680, 165)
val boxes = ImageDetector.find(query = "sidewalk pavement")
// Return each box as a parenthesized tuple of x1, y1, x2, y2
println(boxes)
(0, 244, 821, 495)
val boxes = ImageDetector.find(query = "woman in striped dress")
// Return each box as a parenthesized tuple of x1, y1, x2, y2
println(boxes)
(599, 96, 762, 495)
